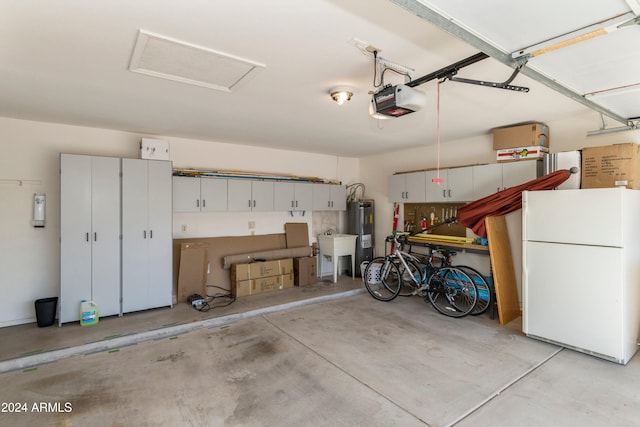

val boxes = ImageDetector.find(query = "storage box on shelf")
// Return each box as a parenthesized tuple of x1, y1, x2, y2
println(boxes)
(496, 146, 549, 162)
(493, 122, 549, 150)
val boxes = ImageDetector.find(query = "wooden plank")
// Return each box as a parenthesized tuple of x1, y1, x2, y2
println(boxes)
(485, 215, 521, 325)
(407, 233, 476, 244)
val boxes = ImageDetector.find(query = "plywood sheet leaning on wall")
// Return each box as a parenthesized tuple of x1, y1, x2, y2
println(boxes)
(485, 216, 521, 325)
(177, 243, 208, 304)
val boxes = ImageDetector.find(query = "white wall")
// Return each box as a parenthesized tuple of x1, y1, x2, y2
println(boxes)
(0, 117, 358, 327)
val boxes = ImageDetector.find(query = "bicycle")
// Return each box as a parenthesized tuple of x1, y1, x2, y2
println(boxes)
(363, 233, 479, 318)
(425, 248, 493, 316)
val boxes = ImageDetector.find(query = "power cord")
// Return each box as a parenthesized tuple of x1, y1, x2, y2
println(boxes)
(188, 285, 235, 312)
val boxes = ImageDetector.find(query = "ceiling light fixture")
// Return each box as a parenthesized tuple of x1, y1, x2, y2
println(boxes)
(329, 87, 354, 105)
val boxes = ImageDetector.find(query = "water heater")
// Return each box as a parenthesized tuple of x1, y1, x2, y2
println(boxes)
(347, 200, 374, 276)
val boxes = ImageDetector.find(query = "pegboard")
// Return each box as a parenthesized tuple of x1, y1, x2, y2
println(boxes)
(403, 202, 467, 237)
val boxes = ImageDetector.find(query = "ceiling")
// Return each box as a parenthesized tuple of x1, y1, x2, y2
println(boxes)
(1, 0, 637, 157)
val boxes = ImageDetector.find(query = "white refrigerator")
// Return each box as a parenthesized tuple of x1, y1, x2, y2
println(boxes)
(522, 188, 640, 364)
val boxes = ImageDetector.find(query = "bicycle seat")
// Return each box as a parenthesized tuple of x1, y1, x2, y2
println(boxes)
(433, 249, 457, 260)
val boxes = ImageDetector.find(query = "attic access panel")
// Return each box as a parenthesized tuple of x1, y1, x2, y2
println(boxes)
(403, 0, 640, 122)
(129, 30, 265, 92)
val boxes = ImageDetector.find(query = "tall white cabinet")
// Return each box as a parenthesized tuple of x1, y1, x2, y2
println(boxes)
(121, 159, 173, 313)
(60, 154, 121, 324)
(60, 154, 172, 325)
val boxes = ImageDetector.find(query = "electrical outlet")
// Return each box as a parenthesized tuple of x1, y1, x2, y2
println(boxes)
(248, 221, 255, 229)
(181, 224, 188, 232)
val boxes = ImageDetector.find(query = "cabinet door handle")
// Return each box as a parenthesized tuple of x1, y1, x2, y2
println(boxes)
(86, 232, 89, 242)
(448, 189, 451, 197)
(248, 200, 251, 208)
(94, 232, 97, 241)
(253, 200, 256, 208)
(144, 230, 147, 239)
(443, 189, 446, 198)
(196, 199, 200, 208)
(202, 199, 206, 208)
(150, 230, 153, 239)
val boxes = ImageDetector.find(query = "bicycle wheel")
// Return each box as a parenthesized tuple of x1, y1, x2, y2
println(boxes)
(426, 266, 478, 317)
(364, 257, 402, 301)
(455, 265, 492, 315)
(397, 259, 423, 297)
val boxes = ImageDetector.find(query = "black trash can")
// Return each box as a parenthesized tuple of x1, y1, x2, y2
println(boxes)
(34, 297, 58, 327)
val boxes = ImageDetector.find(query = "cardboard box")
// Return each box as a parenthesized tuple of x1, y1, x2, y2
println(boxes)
(231, 258, 294, 282)
(497, 146, 549, 162)
(294, 256, 317, 286)
(493, 123, 549, 150)
(285, 222, 310, 248)
(231, 273, 294, 297)
(581, 143, 640, 189)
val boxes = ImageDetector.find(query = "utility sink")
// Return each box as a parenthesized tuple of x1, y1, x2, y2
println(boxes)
(317, 234, 358, 283)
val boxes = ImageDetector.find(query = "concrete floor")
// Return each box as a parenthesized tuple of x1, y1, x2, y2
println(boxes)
(1, 277, 639, 426)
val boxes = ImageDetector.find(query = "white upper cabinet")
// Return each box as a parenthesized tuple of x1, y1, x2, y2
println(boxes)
(200, 178, 227, 212)
(312, 184, 347, 210)
(502, 160, 541, 190)
(389, 172, 427, 202)
(173, 176, 227, 212)
(174, 177, 344, 212)
(227, 179, 274, 212)
(472, 160, 542, 199)
(274, 182, 314, 211)
(473, 163, 503, 199)
(425, 167, 474, 202)
(446, 166, 474, 202)
(391, 161, 542, 204)
(172, 176, 201, 212)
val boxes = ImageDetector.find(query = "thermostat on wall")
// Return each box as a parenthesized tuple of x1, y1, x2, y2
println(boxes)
(140, 138, 170, 160)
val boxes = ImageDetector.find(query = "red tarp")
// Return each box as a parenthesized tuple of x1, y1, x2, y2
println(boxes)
(457, 169, 574, 237)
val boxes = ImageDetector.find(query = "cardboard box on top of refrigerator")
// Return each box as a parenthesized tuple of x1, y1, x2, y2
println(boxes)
(493, 122, 549, 150)
(581, 143, 640, 189)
